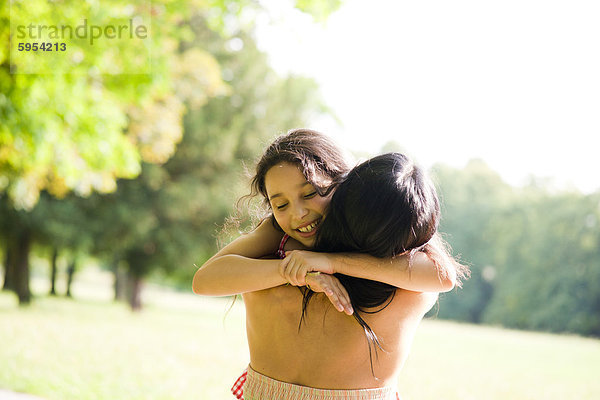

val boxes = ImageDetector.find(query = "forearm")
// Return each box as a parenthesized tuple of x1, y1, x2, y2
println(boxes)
(332, 252, 455, 292)
(192, 255, 287, 296)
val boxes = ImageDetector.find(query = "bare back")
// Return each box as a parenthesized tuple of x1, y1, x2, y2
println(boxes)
(243, 283, 438, 389)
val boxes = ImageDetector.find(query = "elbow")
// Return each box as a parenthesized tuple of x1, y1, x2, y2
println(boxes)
(192, 267, 227, 296)
(192, 278, 215, 296)
(192, 269, 210, 295)
(192, 283, 203, 295)
(439, 268, 457, 293)
(192, 275, 203, 295)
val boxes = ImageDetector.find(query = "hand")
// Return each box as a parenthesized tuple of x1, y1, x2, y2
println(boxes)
(279, 250, 335, 286)
(305, 272, 353, 315)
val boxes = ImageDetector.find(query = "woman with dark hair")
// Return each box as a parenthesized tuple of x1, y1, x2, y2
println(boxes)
(302, 153, 464, 371)
(238, 153, 466, 399)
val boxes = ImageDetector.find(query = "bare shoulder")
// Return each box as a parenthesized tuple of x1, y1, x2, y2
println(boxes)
(385, 289, 439, 317)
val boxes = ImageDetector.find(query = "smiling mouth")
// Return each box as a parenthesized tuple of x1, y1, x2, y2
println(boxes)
(296, 219, 321, 234)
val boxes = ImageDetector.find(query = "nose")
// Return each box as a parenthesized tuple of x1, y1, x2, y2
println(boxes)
(292, 202, 309, 220)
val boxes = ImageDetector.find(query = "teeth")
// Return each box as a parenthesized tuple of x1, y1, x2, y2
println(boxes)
(298, 221, 318, 233)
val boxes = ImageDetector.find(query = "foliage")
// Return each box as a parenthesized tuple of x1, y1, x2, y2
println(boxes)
(431, 159, 514, 322)
(294, 0, 343, 22)
(482, 190, 600, 335)
(0, 0, 229, 210)
(432, 160, 600, 336)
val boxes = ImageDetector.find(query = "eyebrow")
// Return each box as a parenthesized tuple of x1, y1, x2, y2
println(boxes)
(268, 182, 313, 201)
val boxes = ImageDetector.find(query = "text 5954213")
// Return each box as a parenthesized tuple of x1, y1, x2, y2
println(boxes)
(17, 42, 66, 51)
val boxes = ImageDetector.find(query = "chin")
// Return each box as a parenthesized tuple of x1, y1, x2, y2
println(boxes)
(298, 236, 316, 248)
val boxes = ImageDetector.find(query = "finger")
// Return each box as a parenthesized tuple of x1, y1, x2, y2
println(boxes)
(279, 256, 290, 278)
(290, 259, 307, 287)
(333, 280, 353, 315)
(292, 263, 304, 286)
(305, 274, 317, 292)
(304, 271, 327, 292)
(285, 259, 299, 286)
(322, 284, 344, 313)
(327, 292, 345, 313)
(297, 256, 313, 286)
(281, 257, 296, 285)
(297, 267, 307, 286)
(290, 259, 304, 286)
(288, 256, 309, 287)
(282, 255, 297, 285)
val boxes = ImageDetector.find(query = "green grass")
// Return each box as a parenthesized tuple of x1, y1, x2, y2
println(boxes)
(1, 267, 599, 399)
(399, 320, 600, 399)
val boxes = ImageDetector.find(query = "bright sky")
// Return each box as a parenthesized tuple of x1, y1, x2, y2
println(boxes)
(255, 0, 600, 193)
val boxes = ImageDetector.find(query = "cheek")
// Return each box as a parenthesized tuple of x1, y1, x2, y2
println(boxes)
(313, 196, 331, 214)
(272, 210, 289, 227)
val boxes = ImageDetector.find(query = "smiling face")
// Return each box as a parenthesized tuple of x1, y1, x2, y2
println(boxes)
(265, 162, 332, 248)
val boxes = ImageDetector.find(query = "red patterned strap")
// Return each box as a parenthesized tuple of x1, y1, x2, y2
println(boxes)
(231, 369, 247, 399)
(276, 234, 290, 259)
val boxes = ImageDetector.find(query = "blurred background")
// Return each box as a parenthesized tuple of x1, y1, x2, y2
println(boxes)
(1, 0, 599, 399)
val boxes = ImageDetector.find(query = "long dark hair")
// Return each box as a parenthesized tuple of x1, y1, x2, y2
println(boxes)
(301, 152, 462, 375)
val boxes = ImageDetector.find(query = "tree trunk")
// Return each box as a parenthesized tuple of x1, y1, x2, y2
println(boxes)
(15, 230, 31, 305)
(65, 258, 76, 298)
(127, 272, 143, 311)
(112, 258, 127, 302)
(49, 248, 58, 296)
(2, 240, 16, 292)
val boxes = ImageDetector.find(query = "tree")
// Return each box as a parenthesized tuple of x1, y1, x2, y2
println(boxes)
(0, 0, 233, 210)
(483, 190, 600, 335)
(431, 158, 600, 336)
(431, 159, 514, 322)
(0, 197, 36, 303)
(1, 1, 342, 210)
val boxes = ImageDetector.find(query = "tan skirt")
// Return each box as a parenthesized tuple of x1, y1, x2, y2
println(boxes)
(243, 366, 400, 400)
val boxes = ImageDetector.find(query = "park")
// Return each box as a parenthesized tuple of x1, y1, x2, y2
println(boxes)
(2, 0, 600, 399)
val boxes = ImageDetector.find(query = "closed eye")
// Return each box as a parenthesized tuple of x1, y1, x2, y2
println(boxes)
(304, 192, 317, 199)
(275, 203, 288, 210)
